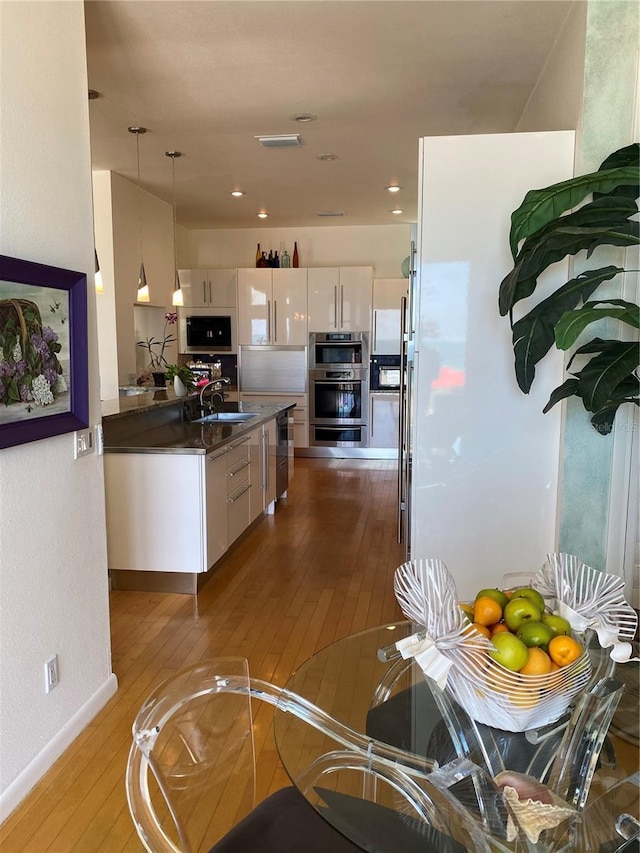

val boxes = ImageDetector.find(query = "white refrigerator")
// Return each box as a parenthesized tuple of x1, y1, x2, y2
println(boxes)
(401, 132, 576, 600)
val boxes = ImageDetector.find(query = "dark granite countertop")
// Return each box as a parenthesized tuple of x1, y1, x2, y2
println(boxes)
(101, 391, 293, 455)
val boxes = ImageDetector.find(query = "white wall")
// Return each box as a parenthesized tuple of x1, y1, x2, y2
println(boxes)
(0, 0, 116, 818)
(94, 171, 177, 390)
(183, 224, 411, 278)
(516, 2, 587, 133)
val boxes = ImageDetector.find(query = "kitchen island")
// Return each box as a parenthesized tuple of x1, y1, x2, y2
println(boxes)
(102, 390, 294, 593)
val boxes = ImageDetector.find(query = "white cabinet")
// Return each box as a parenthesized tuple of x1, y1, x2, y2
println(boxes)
(205, 449, 228, 566)
(241, 393, 307, 449)
(225, 437, 251, 545)
(237, 268, 307, 345)
(179, 269, 237, 308)
(369, 393, 400, 449)
(248, 419, 278, 518)
(105, 453, 222, 574)
(307, 267, 372, 332)
(372, 278, 407, 354)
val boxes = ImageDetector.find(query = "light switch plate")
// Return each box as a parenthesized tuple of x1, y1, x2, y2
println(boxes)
(74, 429, 94, 459)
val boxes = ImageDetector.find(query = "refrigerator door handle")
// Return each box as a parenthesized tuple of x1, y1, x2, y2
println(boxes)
(398, 296, 407, 544)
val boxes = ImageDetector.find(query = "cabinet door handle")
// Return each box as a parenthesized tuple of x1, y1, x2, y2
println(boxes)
(208, 280, 212, 303)
(261, 431, 268, 491)
(334, 285, 338, 329)
(228, 459, 250, 476)
(267, 300, 272, 343)
(340, 285, 344, 329)
(227, 483, 250, 503)
(273, 300, 278, 343)
(202, 280, 207, 303)
(370, 396, 375, 438)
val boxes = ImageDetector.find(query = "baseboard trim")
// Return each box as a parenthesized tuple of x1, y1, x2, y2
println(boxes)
(0, 672, 118, 822)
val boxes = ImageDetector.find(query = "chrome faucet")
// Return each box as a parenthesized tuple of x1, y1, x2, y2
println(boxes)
(198, 377, 231, 414)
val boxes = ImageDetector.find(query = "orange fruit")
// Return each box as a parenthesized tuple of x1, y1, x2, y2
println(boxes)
(472, 622, 492, 639)
(548, 635, 583, 667)
(474, 596, 503, 626)
(491, 622, 510, 636)
(519, 646, 552, 676)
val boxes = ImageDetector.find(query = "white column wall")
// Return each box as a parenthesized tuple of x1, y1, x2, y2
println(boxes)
(0, 0, 115, 818)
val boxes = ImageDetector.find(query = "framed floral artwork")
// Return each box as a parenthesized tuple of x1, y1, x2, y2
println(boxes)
(0, 254, 89, 450)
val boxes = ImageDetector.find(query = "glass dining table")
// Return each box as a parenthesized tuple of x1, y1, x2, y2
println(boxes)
(272, 621, 639, 853)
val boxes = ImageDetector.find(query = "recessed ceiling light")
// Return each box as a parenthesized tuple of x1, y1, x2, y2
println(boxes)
(386, 185, 401, 193)
(317, 153, 338, 162)
(292, 113, 317, 123)
(391, 209, 403, 215)
(255, 134, 302, 148)
(230, 190, 245, 197)
(257, 212, 268, 219)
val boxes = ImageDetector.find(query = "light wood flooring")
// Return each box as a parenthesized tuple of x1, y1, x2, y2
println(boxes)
(0, 458, 405, 852)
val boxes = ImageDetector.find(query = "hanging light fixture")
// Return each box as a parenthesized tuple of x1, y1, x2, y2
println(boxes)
(128, 126, 150, 302)
(166, 150, 183, 307)
(94, 249, 104, 294)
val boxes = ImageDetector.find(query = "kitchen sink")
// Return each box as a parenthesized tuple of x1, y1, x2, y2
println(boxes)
(193, 412, 257, 424)
(119, 386, 155, 396)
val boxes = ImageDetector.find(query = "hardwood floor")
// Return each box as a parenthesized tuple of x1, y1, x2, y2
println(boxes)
(0, 458, 405, 852)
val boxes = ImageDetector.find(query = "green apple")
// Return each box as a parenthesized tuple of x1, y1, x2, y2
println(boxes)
(504, 597, 542, 631)
(475, 588, 509, 610)
(516, 620, 554, 651)
(511, 587, 545, 613)
(541, 612, 572, 637)
(489, 632, 529, 672)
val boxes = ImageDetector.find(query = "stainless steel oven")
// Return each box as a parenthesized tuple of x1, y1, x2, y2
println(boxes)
(309, 367, 369, 448)
(310, 332, 368, 370)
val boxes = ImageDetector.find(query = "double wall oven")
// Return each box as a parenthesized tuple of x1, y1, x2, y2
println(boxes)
(309, 332, 369, 451)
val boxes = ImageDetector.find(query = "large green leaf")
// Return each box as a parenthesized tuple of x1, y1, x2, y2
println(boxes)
(543, 378, 580, 413)
(565, 338, 640, 413)
(554, 299, 640, 350)
(596, 143, 640, 201)
(499, 213, 637, 314)
(511, 270, 616, 393)
(509, 165, 640, 258)
(588, 375, 640, 435)
(498, 197, 635, 314)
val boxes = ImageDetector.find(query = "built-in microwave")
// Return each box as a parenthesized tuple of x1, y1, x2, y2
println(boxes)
(309, 332, 368, 369)
(370, 355, 401, 391)
(185, 315, 232, 350)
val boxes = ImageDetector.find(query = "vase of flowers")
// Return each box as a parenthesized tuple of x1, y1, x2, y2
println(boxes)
(165, 364, 196, 397)
(137, 312, 178, 386)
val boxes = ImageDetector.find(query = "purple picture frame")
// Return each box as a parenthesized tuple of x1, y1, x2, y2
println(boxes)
(0, 254, 89, 450)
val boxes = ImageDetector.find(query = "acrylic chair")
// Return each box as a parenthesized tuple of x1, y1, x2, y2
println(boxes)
(126, 657, 517, 853)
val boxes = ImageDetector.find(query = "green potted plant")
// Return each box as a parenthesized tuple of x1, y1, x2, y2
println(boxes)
(165, 363, 196, 397)
(499, 143, 639, 434)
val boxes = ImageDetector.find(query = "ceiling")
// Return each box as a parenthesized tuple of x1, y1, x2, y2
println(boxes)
(85, 0, 574, 230)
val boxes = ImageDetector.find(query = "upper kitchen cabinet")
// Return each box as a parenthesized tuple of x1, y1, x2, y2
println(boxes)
(372, 278, 407, 354)
(237, 268, 307, 346)
(179, 269, 237, 308)
(307, 267, 372, 333)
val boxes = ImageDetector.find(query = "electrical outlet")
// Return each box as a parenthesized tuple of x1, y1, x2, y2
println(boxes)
(74, 429, 94, 459)
(45, 655, 59, 693)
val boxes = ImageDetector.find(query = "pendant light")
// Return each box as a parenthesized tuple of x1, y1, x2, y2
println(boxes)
(128, 126, 150, 302)
(94, 249, 104, 294)
(166, 150, 183, 307)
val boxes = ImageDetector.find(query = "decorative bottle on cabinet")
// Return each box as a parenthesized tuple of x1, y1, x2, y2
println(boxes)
(257, 252, 268, 268)
(292, 242, 299, 268)
(281, 249, 291, 268)
(255, 243, 261, 267)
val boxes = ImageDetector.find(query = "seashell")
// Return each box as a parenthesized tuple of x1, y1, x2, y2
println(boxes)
(501, 784, 576, 843)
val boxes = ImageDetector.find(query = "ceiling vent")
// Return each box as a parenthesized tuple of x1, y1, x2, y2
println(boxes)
(255, 134, 303, 148)
(316, 211, 345, 217)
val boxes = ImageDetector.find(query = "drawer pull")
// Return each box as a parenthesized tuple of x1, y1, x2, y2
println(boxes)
(227, 483, 250, 503)
(228, 459, 250, 476)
